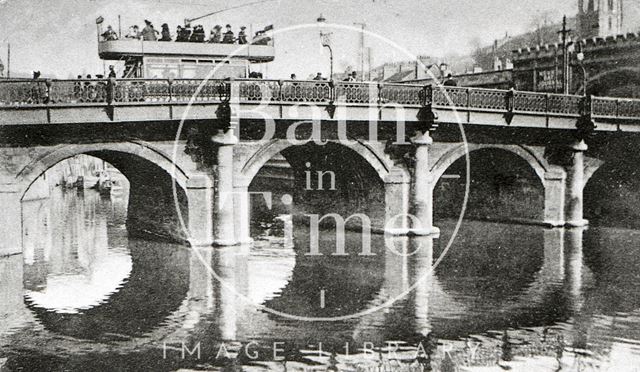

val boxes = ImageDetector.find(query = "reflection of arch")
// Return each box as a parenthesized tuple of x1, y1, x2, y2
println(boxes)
(16, 141, 189, 200)
(238, 139, 405, 186)
(429, 144, 549, 186)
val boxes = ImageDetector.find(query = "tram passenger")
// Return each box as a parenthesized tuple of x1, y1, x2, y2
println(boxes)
(159, 23, 172, 41)
(142, 20, 158, 41)
(209, 25, 222, 43)
(125, 26, 140, 39)
(238, 26, 248, 44)
(222, 24, 234, 43)
(190, 25, 205, 42)
(313, 72, 324, 80)
(101, 25, 118, 41)
(108, 65, 117, 78)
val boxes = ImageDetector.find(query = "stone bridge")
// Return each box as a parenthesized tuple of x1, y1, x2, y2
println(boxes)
(1, 78, 640, 256)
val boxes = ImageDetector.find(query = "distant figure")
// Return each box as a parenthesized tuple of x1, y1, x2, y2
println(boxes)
(33, 71, 41, 79)
(209, 25, 222, 43)
(0, 58, 4, 77)
(344, 71, 357, 82)
(141, 20, 158, 41)
(159, 23, 172, 41)
(101, 25, 118, 41)
(108, 65, 117, 78)
(190, 25, 205, 42)
(290, 73, 297, 80)
(175, 26, 186, 42)
(313, 72, 324, 80)
(238, 26, 248, 44)
(125, 25, 140, 39)
(443, 73, 457, 86)
(222, 24, 234, 43)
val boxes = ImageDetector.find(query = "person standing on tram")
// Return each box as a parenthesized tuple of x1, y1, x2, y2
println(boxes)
(142, 20, 158, 41)
(209, 25, 222, 43)
(238, 26, 248, 44)
(159, 23, 172, 41)
(222, 24, 235, 43)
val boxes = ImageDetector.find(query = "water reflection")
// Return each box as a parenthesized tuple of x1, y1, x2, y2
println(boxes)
(1, 188, 640, 370)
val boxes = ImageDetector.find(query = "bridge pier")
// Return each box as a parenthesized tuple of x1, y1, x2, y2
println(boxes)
(0, 184, 23, 257)
(544, 171, 567, 227)
(565, 140, 589, 227)
(411, 132, 439, 235)
(384, 169, 411, 234)
(232, 185, 253, 245)
(213, 130, 239, 246)
(543, 140, 589, 228)
(186, 174, 215, 247)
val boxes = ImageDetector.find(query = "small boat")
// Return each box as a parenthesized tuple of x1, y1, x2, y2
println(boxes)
(73, 175, 84, 189)
(99, 179, 113, 196)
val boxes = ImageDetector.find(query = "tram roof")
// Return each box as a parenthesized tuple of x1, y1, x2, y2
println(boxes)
(98, 40, 275, 63)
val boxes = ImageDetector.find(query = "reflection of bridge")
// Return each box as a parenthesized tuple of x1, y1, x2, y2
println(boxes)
(1, 79, 640, 256)
(0, 225, 593, 360)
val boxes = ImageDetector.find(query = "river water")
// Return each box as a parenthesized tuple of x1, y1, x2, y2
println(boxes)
(1, 188, 640, 371)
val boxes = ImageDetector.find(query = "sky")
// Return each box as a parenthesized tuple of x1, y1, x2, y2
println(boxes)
(0, 0, 580, 79)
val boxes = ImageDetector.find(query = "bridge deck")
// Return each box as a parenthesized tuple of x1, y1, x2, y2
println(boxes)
(0, 79, 639, 131)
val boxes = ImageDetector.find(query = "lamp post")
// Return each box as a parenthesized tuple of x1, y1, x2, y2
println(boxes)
(353, 22, 366, 81)
(317, 14, 333, 80)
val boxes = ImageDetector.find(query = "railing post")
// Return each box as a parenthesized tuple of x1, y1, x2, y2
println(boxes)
(377, 82, 383, 105)
(107, 78, 116, 105)
(466, 88, 471, 109)
(504, 88, 515, 124)
(277, 80, 283, 102)
(44, 79, 52, 104)
(167, 78, 173, 103)
(545, 93, 550, 115)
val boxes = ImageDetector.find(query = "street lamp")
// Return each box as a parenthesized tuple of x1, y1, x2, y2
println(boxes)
(317, 14, 333, 80)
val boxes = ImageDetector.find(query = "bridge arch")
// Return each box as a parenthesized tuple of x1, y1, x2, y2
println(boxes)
(238, 139, 405, 187)
(16, 141, 189, 199)
(429, 143, 549, 186)
(16, 141, 192, 244)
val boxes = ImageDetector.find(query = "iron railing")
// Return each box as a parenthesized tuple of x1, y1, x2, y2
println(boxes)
(0, 78, 639, 120)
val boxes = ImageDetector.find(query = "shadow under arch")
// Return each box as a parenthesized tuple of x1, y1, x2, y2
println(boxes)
(239, 138, 405, 186)
(584, 151, 640, 228)
(430, 143, 549, 186)
(431, 144, 548, 222)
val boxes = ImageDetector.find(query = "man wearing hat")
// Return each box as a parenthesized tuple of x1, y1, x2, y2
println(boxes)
(238, 26, 248, 44)
(222, 24, 235, 44)
(142, 20, 158, 41)
(209, 25, 222, 43)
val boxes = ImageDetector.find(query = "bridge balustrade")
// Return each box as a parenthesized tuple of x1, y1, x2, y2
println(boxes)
(1, 78, 639, 121)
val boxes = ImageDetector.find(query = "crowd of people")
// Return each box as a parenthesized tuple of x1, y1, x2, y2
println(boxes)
(102, 20, 271, 45)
